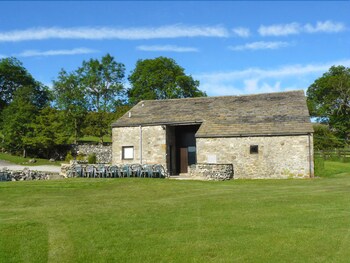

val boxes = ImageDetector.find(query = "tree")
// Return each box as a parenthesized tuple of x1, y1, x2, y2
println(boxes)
(0, 57, 38, 111)
(307, 65, 350, 144)
(82, 111, 116, 142)
(1, 86, 50, 157)
(53, 69, 87, 144)
(128, 57, 206, 105)
(27, 107, 71, 158)
(312, 124, 344, 150)
(83, 104, 131, 143)
(77, 53, 126, 112)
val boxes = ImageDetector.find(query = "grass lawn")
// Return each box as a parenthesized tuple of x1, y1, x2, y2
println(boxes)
(0, 153, 62, 166)
(1, 162, 350, 262)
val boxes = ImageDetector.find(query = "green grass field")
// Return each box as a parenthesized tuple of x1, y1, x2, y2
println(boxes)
(0, 161, 349, 262)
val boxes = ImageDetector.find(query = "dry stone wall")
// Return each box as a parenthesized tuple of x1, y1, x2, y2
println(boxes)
(196, 135, 313, 179)
(74, 144, 112, 164)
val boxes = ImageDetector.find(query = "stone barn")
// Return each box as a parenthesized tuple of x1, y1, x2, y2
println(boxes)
(111, 90, 314, 179)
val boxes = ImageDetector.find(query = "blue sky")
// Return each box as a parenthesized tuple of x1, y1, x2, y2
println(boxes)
(0, 1, 349, 96)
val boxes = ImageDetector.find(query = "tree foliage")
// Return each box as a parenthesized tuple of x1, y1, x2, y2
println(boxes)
(77, 53, 126, 112)
(1, 86, 50, 157)
(313, 124, 344, 150)
(27, 107, 71, 158)
(82, 104, 131, 143)
(128, 57, 206, 105)
(0, 57, 48, 111)
(53, 54, 126, 143)
(82, 112, 115, 142)
(53, 69, 87, 143)
(307, 65, 350, 144)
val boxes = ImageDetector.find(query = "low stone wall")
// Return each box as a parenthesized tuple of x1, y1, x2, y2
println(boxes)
(189, 163, 234, 181)
(0, 168, 57, 181)
(74, 144, 112, 164)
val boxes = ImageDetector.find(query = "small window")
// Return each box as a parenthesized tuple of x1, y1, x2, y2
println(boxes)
(250, 145, 259, 154)
(122, 146, 134, 160)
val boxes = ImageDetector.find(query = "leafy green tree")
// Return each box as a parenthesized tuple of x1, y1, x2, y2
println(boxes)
(0, 57, 37, 111)
(307, 65, 350, 144)
(27, 107, 71, 158)
(128, 56, 206, 105)
(77, 53, 126, 112)
(54, 54, 126, 143)
(313, 124, 344, 150)
(82, 111, 116, 143)
(53, 69, 87, 144)
(1, 86, 50, 157)
(82, 104, 131, 143)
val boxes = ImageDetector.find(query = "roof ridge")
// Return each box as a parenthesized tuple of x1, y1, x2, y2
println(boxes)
(138, 90, 304, 104)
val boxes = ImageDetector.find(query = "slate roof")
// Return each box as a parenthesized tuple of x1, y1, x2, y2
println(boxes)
(112, 90, 313, 137)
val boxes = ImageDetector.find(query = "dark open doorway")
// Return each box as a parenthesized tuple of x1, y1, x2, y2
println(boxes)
(166, 124, 200, 175)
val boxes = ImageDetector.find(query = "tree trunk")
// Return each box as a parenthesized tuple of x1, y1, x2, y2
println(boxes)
(23, 147, 26, 158)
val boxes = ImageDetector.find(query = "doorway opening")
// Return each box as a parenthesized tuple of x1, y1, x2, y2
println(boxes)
(166, 124, 200, 175)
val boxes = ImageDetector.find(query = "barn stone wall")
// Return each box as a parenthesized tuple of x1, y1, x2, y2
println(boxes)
(112, 124, 313, 179)
(112, 126, 167, 167)
(196, 135, 313, 179)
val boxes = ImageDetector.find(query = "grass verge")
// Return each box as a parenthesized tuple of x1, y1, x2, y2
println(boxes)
(0, 152, 61, 166)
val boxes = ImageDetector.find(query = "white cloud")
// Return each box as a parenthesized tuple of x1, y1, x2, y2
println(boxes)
(136, 45, 199, 52)
(0, 54, 6, 58)
(0, 25, 229, 42)
(259, 22, 300, 36)
(195, 58, 350, 96)
(232, 27, 250, 37)
(17, 47, 98, 57)
(229, 41, 290, 51)
(197, 59, 350, 82)
(304, 20, 346, 33)
(259, 20, 346, 36)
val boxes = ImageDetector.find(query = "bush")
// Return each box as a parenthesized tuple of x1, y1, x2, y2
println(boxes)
(65, 151, 74, 162)
(88, 153, 97, 164)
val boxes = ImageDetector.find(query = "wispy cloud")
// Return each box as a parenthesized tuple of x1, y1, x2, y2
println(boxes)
(232, 27, 250, 37)
(259, 20, 346, 36)
(304, 20, 346, 33)
(136, 45, 199, 52)
(17, 48, 98, 57)
(229, 41, 290, 51)
(259, 22, 300, 36)
(0, 54, 6, 59)
(0, 25, 229, 42)
(195, 58, 350, 96)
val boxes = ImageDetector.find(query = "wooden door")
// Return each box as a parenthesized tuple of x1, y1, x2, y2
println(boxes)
(180, 148, 188, 173)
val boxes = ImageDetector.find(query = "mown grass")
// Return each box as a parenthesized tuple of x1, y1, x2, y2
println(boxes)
(1, 161, 350, 262)
(0, 153, 61, 166)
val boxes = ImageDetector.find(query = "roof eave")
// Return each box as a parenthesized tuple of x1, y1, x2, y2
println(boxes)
(195, 131, 313, 138)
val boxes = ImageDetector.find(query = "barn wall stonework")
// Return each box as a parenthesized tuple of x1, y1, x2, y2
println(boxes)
(196, 135, 314, 179)
(112, 126, 166, 167)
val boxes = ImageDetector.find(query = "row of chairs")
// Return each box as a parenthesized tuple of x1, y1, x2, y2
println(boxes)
(68, 164, 167, 178)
